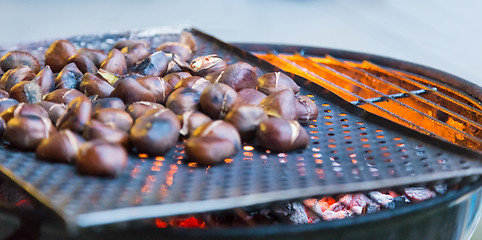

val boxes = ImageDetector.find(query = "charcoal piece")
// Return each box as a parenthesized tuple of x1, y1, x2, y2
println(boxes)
(385, 196, 410, 209)
(362, 202, 381, 214)
(433, 184, 448, 195)
(369, 191, 394, 209)
(403, 187, 436, 202)
(283, 202, 309, 224)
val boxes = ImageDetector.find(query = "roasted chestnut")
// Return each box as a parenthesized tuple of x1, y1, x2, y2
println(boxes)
(131, 51, 169, 77)
(225, 105, 268, 141)
(92, 108, 133, 132)
(189, 55, 226, 76)
(54, 63, 83, 89)
(121, 43, 150, 67)
(185, 136, 236, 165)
(76, 139, 127, 177)
(180, 31, 197, 52)
(256, 118, 309, 152)
(295, 95, 319, 124)
(56, 96, 92, 133)
(113, 39, 150, 50)
(83, 120, 129, 148)
(257, 72, 300, 95)
(0, 66, 36, 92)
(0, 51, 40, 73)
(31, 66, 55, 95)
(166, 87, 200, 115)
(44, 40, 77, 72)
(174, 76, 210, 93)
(136, 76, 172, 104)
(43, 88, 88, 105)
(100, 49, 127, 77)
(67, 53, 98, 74)
(91, 97, 125, 112)
(79, 73, 114, 98)
(9, 81, 42, 103)
(75, 48, 107, 68)
(236, 88, 266, 106)
(39, 101, 67, 124)
(5, 115, 55, 151)
(216, 62, 257, 91)
(179, 111, 212, 137)
(110, 77, 156, 104)
(199, 83, 238, 119)
(163, 72, 192, 88)
(0, 103, 49, 124)
(136, 108, 180, 128)
(129, 113, 180, 156)
(126, 101, 164, 120)
(0, 98, 18, 113)
(36, 130, 84, 163)
(156, 42, 192, 62)
(192, 120, 241, 149)
(259, 89, 297, 120)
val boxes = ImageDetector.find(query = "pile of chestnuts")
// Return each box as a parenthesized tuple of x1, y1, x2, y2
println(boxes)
(0, 31, 318, 177)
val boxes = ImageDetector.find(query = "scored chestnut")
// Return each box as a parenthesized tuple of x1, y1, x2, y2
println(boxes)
(185, 136, 236, 165)
(166, 87, 201, 115)
(126, 101, 164, 120)
(200, 83, 238, 119)
(163, 71, 192, 88)
(79, 73, 114, 98)
(54, 63, 84, 89)
(179, 111, 212, 137)
(92, 108, 133, 132)
(39, 101, 67, 124)
(9, 81, 42, 104)
(99, 48, 127, 77)
(122, 43, 151, 67)
(110, 77, 156, 105)
(67, 53, 98, 74)
(43, 88, 88, 105)
(189, 55, 226, 77)
(91, 97, 125, 112)
(236, 88, 266, 106)
(83, 120, 129, 148)
(259, 89, 297, 120)
(131, 51, 169, 77)
(75, 48, 107, 68)
(0, 66, 36, 92)
(216, 62, 257, 91)
(56, 96, 92, 133)
(192, 120, 241, 150)
(136, 75, 172, 104)
(76, 139, 127, 177)
(36, 130, 84, 163)
(257, 72, 300, 95)
(295, 95, 319, 124)
(31, 66, 55, 95)
(256, 118, 309, 152)
(174, 76, 211, 93)
(156, 42, 192, 62)
(0, 103, 49, 124)
(225, 105, 268, 141)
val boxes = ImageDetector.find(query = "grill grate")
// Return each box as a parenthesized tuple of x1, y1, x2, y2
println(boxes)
(0, 27, 480, 231)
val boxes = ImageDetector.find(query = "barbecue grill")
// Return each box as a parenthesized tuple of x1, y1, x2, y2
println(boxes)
(0, 26, 480, 240)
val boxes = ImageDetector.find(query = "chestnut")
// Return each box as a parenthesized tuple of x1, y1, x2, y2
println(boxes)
(0, 90, 8, 98)
(75, 48, 107, 68)
(129, 114, 180, 156)
(295, 95, 319, 124)
(56, 96, 92, 133)
(179, 111, 212, 137)
(163, 72, 191, 88)
(35, 130, 84, 163)
(156, 42, 192, 62)
(5, 115, 55, 151)
(54, 63, 83, 89)
(67, 53, 98, 74)
(9, 81, 42, 103)
(113, 39, 150, 50)
(180, 31, 197, 52)
(259, 89, 297, 120)
(257, 72, 300, 95)
(121, 43, 150, 67)
(136, 76, 172, 104)
(76, 139, 127, 177)
(136, 108, 180, 129)
(256, 118, 309, 152)
(174, 76, 210, 93)
(83, 120, 129, 148)
(0, 103, 49, 124)
(44, 40, 77, 72)
(39, 101, 67, 123)
(91, 97, 125, 112)
(131, 51, 169, 77)
(0, 66, 36, 92)
(110, 77, 156, 105)
(31, 66, 55, 95)
(43, 88, 88, 105)
(185, 136, 236, 165)
(126, 101, 164, 120)
(100, 49, 127, 77)
(216, 62, 257, 91)
(225, 105, 268, 141)
(79, 73, 114, 98)
(0, 98, 19, 113)
(166, 87, 200, 115)
(236, 88, 266, 106)
(200, 83, 238, 119)
(0, 51, 40, 73)
(190, 55, 226, 76)
(192, 120, 241, 149)
(92, 108, 133, 132)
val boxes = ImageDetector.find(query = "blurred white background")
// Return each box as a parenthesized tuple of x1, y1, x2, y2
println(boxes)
(0, 0, 480, 239)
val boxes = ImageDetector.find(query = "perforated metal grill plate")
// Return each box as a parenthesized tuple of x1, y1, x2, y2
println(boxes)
(0, 27, 480, 231)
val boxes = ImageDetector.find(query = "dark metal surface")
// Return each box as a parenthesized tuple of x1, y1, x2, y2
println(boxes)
(0, 27, 481, 232)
